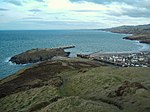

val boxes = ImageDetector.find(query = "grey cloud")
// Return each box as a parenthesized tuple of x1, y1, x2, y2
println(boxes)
(29, 9, 42, 12)
(0, 8, 9, 11)
(122, 8, 150, 18)
(70, 0, 135, 4)
(2, 0, 23, 6)
(48, 12, 62, 15)
(36, 0, 44, 2)
(70, 0, 105, 4)
(22, 17, 43, 20)
(70, 0, 150, 18)
(106, 7, 150, 18)
(2, 0, 45, 6)
(70, 0, 150, 10)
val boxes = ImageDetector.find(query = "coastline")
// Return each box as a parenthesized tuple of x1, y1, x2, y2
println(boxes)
(99, 24, 150, 44)
(0, 33, 150, 112)
(123, 34, 150, 44)
(103, 30, 150, 44)
(2, 29, 149, 79)
(97, 29, 150, 53)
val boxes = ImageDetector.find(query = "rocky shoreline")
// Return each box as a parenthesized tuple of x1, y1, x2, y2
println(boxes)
(123, 35, 150, 44)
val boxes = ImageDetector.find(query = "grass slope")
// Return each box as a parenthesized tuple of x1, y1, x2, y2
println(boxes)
(0, 58, 150, 112)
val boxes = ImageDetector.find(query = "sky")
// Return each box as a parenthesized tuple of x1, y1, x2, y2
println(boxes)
(0, 0, 150, 30)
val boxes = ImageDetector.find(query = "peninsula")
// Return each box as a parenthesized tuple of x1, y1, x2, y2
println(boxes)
(9, 45, 75, 64)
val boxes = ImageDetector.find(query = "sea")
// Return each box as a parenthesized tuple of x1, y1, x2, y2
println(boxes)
(0, 30, 150, 78)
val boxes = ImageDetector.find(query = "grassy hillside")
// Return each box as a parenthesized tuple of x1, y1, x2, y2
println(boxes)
(101, 24, 150, 34)
(0, 58, 150, 112)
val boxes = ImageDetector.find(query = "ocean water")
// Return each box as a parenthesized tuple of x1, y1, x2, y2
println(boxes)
(0, 30, 150, 78)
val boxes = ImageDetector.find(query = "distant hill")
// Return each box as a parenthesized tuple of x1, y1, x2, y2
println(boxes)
(101, 24, 150, 44)
(101, 24, 150, 34)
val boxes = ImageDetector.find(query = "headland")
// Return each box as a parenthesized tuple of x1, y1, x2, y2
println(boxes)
(101, 24, 150, 44)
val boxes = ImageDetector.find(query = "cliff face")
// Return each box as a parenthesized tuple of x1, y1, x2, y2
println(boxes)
(101, 24, 150, 44)
(9, 48, 70, 64)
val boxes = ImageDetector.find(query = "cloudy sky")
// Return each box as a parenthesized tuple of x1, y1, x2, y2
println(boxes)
(0, 0, 150, 30)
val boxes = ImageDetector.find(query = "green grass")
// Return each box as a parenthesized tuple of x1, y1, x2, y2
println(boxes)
(0, 86, 60, 112)
(39, 96, 120, 112)
(0, 65, 150, 112)
(60, 67, 150, 97)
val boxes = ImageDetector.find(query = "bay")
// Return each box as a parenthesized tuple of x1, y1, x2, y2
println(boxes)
(0, 30, 150, 78)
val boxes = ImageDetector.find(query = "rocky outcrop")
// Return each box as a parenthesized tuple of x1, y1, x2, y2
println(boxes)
(108, 81, 147, 97)
(123, 35, 147, 40)
(9, 48, 70, 64)
(140, 39, 150, 44)
(123, 35, 150, 44)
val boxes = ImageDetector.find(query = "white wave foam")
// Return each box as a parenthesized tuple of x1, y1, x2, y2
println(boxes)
(4, 57, 17, 65)
(4, 57, 32, 66)
(135, 41, 150, 51)
(4, 57, 11, 63)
